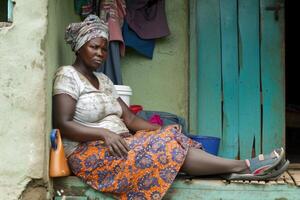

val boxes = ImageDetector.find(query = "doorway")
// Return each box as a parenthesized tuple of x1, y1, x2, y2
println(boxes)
(189, 0, 285, 160)
(285, 0, 300, 165)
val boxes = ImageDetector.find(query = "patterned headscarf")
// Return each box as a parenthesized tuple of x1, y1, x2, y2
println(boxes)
(65, 15, 109, 52)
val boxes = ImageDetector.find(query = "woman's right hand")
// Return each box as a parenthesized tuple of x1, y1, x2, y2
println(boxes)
(103, 130, 131, 158)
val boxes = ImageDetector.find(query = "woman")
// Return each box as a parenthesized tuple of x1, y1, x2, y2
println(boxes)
(53, 15, 289, 200)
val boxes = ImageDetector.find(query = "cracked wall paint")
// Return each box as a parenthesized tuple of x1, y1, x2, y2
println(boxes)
(0, 0, 48, 199)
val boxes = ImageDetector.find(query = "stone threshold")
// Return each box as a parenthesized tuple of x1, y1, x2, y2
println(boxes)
(53, 170, 300, 200)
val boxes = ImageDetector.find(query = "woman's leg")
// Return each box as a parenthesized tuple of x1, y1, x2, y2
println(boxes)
(181, 147, 249, 176)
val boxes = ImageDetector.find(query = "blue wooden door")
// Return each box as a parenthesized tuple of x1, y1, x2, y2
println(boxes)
(189, 0, 285, 159)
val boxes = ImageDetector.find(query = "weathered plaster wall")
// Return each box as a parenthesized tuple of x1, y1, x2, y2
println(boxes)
(0, 0, 48, 199)
(122, 0, 189, 120)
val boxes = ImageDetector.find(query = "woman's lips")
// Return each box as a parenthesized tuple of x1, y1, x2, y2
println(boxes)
(94, 59, 103, 64)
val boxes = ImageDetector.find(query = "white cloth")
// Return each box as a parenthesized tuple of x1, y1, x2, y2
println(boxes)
(53, 66, 129, 156)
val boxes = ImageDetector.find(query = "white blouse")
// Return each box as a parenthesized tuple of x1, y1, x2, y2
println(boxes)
(53, 66, 129, 156)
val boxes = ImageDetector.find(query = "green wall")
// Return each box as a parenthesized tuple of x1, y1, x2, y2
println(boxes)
(121, 0, 189, 121)
(44, 0, 80, 184)
(46, 0, 79, 72)
(45, 0, 80, 129)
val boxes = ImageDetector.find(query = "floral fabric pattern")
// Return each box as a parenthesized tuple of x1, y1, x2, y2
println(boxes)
(68, 127, 202, 200)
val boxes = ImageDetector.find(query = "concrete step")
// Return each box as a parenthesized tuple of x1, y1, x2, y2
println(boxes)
(53, 176, 300, 200)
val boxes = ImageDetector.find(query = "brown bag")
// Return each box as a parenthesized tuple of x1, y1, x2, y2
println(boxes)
(49, 129, 71, 177)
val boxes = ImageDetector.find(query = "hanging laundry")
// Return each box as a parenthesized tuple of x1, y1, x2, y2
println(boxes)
(99, 0, 126, 56)
(97, 41, 123, 85)
(74, 0, 98, 19)
(126, 0, 170, 39)
(96, 0, 126, 85)
(74, 0, 89, 14)
(122, 20, 155, 59)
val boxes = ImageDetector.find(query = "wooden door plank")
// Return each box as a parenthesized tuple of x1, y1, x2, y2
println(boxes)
(238, 0, 261, 159)
(260, 0, 285, 154)
(219, 0, 239, 159)
(189, 0, 198, 134)
(196, 0, 222, 139)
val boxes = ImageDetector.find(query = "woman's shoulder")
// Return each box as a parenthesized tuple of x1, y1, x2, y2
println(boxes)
(53, 66, 81, 86)
(55, 65, 77, 76)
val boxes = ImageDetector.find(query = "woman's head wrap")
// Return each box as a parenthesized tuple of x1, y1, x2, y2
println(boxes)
(65, 15, 109, 52)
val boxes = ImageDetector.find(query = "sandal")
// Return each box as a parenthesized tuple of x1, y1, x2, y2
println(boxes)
(268, 159, 290, 180)
(222, 159, 289, 181)
(246, 147, 285, 176)
(222, 147, 285, 181)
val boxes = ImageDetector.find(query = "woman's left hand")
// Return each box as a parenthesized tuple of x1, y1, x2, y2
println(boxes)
(163, 124, 182, 133)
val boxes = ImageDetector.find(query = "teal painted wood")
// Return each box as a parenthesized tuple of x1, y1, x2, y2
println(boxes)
(165, 179, 300, 200)
(188, 0, 198, 134)
(219, 0, 239, 159)
(260, 0, 285, 153)
(196, 0, 222, 138)
(7, 0, 13, 22)
(238, 0, 261, 159)
(54, 176, 300, 200)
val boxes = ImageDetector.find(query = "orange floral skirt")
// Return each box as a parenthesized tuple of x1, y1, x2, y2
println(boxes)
(68, 127, 202, 200)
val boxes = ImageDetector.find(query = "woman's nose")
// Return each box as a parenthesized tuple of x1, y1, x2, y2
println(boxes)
(96, 48, 103, 56)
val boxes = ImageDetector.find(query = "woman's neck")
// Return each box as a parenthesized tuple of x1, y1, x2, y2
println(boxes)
(73, 58, 94, 78)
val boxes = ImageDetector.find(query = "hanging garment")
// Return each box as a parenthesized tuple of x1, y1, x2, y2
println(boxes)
(100, 0, 126, 56)
(97, 41, 123, 85)
(126, 0, 170, 39)
(122, 20, 155, 59)
(74, 0, 97, 20)
(74, 0, 91, 14)
(96, 0, 126, 84)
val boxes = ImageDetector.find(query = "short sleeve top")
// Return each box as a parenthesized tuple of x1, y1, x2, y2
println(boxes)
(53, 66, 129, 156)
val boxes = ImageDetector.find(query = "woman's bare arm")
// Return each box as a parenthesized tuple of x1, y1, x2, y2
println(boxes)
(53, 94, 130, 157)
(117, 98, 161, 132)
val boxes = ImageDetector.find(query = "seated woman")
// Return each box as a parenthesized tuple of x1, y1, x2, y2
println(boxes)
(53, 15, 289, 200)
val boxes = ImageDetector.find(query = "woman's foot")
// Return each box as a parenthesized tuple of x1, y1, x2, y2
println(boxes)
(245, 147, 285, 176)
(222, 147, 286, 181)
(223, 159, 289, 181)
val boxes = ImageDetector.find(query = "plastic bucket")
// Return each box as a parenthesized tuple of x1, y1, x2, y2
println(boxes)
(188, 135, 220, 156)
(114, 85, 132, 106)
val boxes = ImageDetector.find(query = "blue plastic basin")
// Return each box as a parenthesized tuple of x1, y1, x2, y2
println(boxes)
(188, 135, 220, 156)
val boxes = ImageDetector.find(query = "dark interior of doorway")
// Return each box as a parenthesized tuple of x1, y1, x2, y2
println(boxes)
(285, 0, 300, 164)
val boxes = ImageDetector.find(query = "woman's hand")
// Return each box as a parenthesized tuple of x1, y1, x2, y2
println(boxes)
(163, 124, 182, 133)
(103, 130, 131, 158)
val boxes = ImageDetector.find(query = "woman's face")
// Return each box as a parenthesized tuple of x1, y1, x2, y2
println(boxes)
(77, 37, 108, 70)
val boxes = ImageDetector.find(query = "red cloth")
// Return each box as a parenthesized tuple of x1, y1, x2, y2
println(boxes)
(149, 114, 163, 126)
